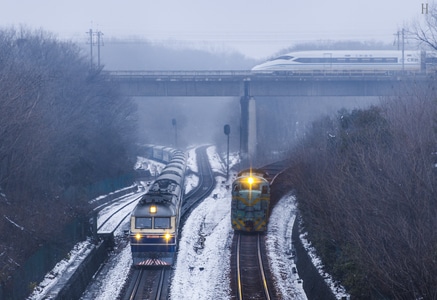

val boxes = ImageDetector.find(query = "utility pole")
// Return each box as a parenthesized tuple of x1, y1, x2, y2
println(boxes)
(394, 29, 407, 72)
(87, 29, 93, 69)
(86, 29, 103, 69)
(96, 31, 103, 68)
(402, 28, 405, 72)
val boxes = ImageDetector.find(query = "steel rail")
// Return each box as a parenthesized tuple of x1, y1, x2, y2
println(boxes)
(257, 234, 271, 300)
(236, 233, 243, 300)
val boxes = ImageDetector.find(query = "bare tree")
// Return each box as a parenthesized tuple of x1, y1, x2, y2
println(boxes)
(410, 3, 437, 50)
(287, 83, 437, 298)
(0, 27, 138, 286)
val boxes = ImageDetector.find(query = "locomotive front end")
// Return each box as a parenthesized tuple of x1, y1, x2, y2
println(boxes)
(130, 200, 178, 266)
(231, 170, 270, 232)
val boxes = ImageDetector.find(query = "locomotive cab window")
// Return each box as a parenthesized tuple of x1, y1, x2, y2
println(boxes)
(136, 217, 152, 229)
(262, 185, 268, 194)
(154, 217, 171, 229)
(240, 182, 260, 190)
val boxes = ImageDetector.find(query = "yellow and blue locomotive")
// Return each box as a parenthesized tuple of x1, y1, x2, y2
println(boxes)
(231, 168, 270, 232)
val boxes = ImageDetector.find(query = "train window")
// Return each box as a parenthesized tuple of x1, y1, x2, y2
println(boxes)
(294, 57, 331, 63)
(270, 55, 294, 61)
(154, 217, 171, 229)
(136, 217, 152, 229)
(262, 186, 268, 194)
(240, 183, 249, 190)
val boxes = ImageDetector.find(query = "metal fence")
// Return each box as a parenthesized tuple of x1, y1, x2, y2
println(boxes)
(1, 217, 90, 299)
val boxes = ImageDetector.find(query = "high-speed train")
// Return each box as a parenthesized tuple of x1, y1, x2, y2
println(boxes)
(130, 147, 186, 266)
(251, 50, 437, 74)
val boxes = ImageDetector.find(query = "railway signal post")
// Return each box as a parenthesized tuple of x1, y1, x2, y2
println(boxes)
(224, 124, 230, 180)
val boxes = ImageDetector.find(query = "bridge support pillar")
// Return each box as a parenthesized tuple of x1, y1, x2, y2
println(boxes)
(240, 95, 257, 165)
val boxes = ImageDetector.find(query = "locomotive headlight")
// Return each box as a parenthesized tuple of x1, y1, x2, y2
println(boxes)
(135, 233, 141, 240)
(247, 177, 254, 185)
(149, 205, 157, 214)
(164, 233, 171, 241)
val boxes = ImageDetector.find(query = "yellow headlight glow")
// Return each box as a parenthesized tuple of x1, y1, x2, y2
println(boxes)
(135, 233, 141, 240)
(149, 205, 157, 214)
(164, 233, 171, 240)
(247, 177, 254, 185)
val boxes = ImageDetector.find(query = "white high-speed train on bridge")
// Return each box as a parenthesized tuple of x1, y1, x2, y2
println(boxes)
(251, 50, 437, 74)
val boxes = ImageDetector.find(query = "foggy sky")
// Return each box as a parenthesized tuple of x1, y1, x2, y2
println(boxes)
(0, 0, 424, 58)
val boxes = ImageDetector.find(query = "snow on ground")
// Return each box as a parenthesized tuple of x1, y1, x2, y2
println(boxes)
(266, 194, 307, 300)
(170, 174, 234, 299)
(171, 145, 233, 299)
(186, 146, 198, 173)
(28, 240, 94, 299)
(80, 243, 132, 300)
(184, 173, 199, 194)
(134, 156, 165, 176)
(184, 147, 199, 194)
(300, 233, 350, 299)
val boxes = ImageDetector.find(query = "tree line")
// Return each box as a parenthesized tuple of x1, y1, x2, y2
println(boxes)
(0, 28, 137, 283)
(282, 81, 437, 298)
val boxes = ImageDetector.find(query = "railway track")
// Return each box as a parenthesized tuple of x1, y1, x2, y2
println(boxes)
(233, 233, 275, 300)
(96, 194, 143, 233)
(260, 159, 289, 185)
(180, 145, 216, 221)
(126, 268, 171, 300)
(229, 160, 288, 300)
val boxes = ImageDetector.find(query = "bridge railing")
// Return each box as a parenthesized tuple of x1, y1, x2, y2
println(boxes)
(103, 70, 252, 78)
(103, 69, 432, 81)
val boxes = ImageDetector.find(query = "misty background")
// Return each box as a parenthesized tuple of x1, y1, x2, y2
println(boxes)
(91, 38, 380, 163)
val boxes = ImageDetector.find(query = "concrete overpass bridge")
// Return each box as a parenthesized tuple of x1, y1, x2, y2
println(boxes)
(106, 70, 429, 159)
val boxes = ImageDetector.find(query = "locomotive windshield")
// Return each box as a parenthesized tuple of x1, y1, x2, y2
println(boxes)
(154, 217, 171, 229)
(240, 182, 260, 190)
(135, 217, 171, 229)
(136, 217, 152, 229)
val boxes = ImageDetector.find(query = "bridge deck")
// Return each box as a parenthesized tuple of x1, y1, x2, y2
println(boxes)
(105, 70, 431, 97)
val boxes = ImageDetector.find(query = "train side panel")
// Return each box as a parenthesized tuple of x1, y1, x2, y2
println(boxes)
(251, 50, 437, 75)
